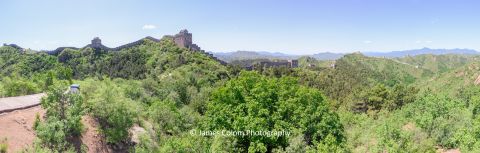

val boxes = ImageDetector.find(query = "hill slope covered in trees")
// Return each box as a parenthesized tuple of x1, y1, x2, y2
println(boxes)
(1, 39, 480, 152)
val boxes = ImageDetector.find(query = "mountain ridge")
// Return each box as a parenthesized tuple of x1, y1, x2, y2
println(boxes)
(363, 47, 479, 57)
(212, 48, 479, 62)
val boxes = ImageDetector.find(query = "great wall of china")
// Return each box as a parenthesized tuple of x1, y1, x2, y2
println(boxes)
(3, 29, 227, 65)
(3, 29, 300, 68)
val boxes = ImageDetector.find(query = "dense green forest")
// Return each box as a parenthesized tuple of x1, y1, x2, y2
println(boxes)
(1, 37, 480, 152)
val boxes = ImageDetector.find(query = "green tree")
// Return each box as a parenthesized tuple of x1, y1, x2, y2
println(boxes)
(36, 86, 84, 151)
(55, 66, 73, 84)
(353, 84, 390, 115)
(86, 79, 138, 144)
(353, 84, 418, 114)
(44, 71, 54, 90)
(386, 84, 418, 110)
(204, 71, 346, 152)
(2, 76, 39, 97)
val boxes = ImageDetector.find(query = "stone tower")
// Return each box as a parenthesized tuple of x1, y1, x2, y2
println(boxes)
(174, 29, 193, 48)
(166, 29, 201, 51)
(91, 37, 102, 48)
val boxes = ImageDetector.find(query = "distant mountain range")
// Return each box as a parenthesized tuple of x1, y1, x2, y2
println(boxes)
(212, 51, 300, 62)
(363, 48, 479, 57)
(212, 51, 343, 62)
(212, 48, 479, 62)
(310, 52, 345, 60)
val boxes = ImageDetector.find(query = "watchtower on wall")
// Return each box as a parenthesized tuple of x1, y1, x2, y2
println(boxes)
(168, 29, 201, 51)
(91, 37, 102, 48)
(174, 29, 193, 48)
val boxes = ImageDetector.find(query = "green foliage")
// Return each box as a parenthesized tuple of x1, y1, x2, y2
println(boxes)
(103, 47, 148, 79)
(33, 113, 41, 130)
(415, 60, 480, 97)
(134, 133, 159, 153)
(83, 79, 139, 144)
(297, 56, 334, 69)
(0, 138, 7, 153)
(396, 54, 475, 74)
(209, 135, 239, 152)
(314, 134, 348, 153)
(276, 133, 308, 153)
(1, 76, 40, 97)
(387, 84, 418, 110)
(400, 92, 480, 151)
(36, 118, 69, 150)
(204, 71, 346, 152)
(44, 71, 54, 90)
(158, 133, 210, 153)
(36, 86, 84, 151)
(57, 48, 96, 79)
(21, 141, 77, 153)
(148, 100, 184, 136)
(6, 36, 480, 152)
(55, 66, 73, 83)
(375, 118, 436, 153)
(353, 84, 418, 115)
(101, 105, 135, 143)
(0, 46, 22, 77)
(15, 53, 58, 77)
(355, 84, 390, 115)
(297, 53, 429, 109)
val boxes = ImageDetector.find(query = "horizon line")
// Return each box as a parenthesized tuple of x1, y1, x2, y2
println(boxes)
(3, 36, 478, 55)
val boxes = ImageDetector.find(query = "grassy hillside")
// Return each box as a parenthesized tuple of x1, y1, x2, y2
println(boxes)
(297, 56, 334, 68)
(396, 54, 478, 74)
(417, 61, 480, 95)
(300, 53, 430, 108)
(3, 41, 480, 152)
(394, 54, 480, 96)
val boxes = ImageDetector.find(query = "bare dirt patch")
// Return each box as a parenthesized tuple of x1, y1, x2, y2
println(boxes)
(79, 115, 113, 153)
(474, 75, 480, 85)
(0, 106, 45, 153)
(438, 148, 461, 153)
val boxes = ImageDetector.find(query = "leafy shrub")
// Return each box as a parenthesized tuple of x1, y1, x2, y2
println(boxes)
(134, 133, 158, 153)
(33, 113, 41, 130)
(0, 138, 7, 153)
(36, 118, 69, 150)
(157, 133, 210, 153)
(375, 116, 436, 153)
(353, 84, 418, 115)
(2, 77, 39, 97)
(85, 79, 139, 144)
(18, 53, 57, 77)
(36, 86, 84, 151)
(204, 71, 346, 152)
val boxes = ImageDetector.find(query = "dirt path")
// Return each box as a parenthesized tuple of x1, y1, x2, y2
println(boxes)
(79, 116, 113, 153)
(0, 106, 45, 153)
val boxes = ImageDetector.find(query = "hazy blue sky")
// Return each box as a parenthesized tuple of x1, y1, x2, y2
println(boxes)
(1, 0, 480, 54)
